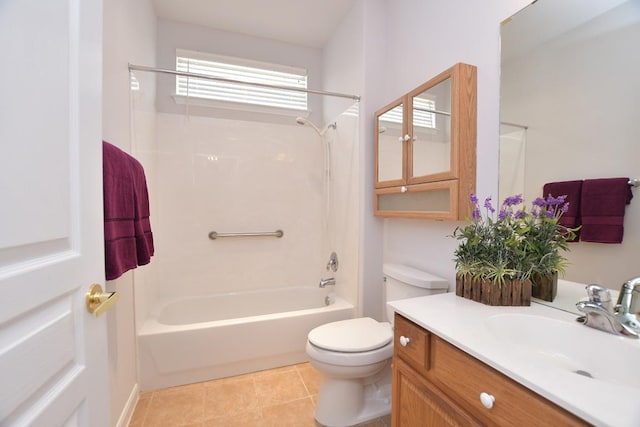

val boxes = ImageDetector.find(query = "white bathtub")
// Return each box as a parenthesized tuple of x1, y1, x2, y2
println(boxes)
(138, 287, 354, 390)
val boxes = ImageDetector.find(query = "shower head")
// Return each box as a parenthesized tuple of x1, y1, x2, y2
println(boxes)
(295, 116, 323, 136)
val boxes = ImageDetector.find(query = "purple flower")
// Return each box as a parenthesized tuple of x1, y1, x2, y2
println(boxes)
(470, 193, 478, 204)
(484, 197, 495, 213)
(514, 210, 526, 219)
(498, 209, 508, 220)
(532, 197, 546, 207)
(545, 209, 554, 219)
(531, 206, 541, 218)
(502, 194, 523, 207)
(472, 207, 481, 220)
(560, 203, 570, 214)
(545, 194, 567, 206)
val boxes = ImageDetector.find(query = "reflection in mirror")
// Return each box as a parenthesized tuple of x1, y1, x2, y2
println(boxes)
(377, 103, 404, 183)
(498, 123, 527, 204)
(500, 0, 640, 293)
(411, 78, 451, 178)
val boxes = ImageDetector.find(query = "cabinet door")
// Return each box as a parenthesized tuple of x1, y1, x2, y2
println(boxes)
(393, 359, 480, 427)
(408, 75, 452, 183)
(407, 63, 476, 189)
(375, 98, 406, 188)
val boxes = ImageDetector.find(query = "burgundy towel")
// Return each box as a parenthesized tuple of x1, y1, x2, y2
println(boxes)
(580, 177, 633, 244)
(103, 141, 154, 280)
(543, 180, 583, 241)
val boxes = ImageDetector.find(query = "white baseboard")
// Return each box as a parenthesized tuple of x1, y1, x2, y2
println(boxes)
(115, 383, 139, 427)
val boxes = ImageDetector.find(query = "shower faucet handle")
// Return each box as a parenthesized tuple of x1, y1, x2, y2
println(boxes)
(326, 252, 339, 272)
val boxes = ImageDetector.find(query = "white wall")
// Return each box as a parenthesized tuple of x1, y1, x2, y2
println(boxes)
(324, 0, 538, 319)
(102, 0, 156, 425)
(501, 3, 640, 286)
(373, 0, 532, 291)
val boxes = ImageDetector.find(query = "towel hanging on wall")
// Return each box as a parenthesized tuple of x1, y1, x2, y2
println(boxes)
(543, 180, 583, 241)
(580, 177, 633, 244)
(103, 141, 154, 280)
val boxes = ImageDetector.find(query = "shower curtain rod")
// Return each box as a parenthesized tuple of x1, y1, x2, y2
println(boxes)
(128, 63, 361, 101)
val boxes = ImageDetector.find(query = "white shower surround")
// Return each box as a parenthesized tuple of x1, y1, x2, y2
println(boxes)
(148, 113, 326, 302)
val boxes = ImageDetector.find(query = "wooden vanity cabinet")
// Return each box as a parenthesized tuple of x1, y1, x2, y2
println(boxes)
(392, 313, 588, 427)
(374, 63, 476, 220)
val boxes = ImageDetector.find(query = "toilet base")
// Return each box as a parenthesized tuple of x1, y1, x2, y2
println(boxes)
(314, 365, 391, 427)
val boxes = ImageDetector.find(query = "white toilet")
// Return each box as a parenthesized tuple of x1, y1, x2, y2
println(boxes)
(306, 264, 449, 427)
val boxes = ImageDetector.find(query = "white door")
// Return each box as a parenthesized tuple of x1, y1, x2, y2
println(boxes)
(0, 0, 109, 426)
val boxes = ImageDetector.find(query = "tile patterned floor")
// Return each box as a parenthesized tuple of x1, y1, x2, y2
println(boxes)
(129, 363, 391, 427)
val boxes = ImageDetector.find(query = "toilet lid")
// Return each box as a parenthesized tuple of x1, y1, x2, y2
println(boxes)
(308, 317, 392, 352)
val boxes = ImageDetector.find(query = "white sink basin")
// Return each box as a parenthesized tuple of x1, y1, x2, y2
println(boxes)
(485, 313, 640, 389)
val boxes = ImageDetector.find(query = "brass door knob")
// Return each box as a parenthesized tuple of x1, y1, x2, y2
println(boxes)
(86, 284, 119, 317)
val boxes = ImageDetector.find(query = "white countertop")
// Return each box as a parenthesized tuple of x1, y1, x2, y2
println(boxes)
(388, 281, 640, 427)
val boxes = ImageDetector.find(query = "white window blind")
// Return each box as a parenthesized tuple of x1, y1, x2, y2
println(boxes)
(412, 98, 437, 129)
(176, 50, 308, 111)
(379, 99, 437, 129)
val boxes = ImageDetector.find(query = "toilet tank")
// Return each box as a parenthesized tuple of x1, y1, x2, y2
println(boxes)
(383, 263, 449, 323)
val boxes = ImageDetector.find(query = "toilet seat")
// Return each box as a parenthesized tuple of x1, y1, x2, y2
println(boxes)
(308, 317, 392, 352)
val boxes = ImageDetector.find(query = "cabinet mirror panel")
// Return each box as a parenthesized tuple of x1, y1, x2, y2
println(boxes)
(377, 102, 404, 185)
(411, 77, 452, 179)
(378, 188, 451, 213)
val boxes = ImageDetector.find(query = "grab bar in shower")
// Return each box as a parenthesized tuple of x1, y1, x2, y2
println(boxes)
(208, 230, 284, 240)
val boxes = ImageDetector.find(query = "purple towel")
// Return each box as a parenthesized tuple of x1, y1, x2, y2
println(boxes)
(543, 180, 583, 241)
(103, 141, 154, 280)
(580, 177, 633, 244)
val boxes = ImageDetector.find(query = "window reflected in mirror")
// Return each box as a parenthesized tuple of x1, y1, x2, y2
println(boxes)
(411, 78, 451, 179)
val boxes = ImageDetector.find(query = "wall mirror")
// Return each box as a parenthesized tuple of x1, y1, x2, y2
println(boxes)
(499, 0, 640, 313)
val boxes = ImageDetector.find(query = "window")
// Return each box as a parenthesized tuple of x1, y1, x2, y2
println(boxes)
(175, 50, 308, 111)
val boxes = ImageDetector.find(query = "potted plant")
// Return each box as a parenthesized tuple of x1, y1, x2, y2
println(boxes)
(452, 194, 576, 305)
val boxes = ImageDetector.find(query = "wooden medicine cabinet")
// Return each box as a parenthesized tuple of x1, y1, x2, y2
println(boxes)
(374, 63, 477, 220)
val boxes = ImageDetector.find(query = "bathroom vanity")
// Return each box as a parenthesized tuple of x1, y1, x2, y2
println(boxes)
(392, 313, 584, 426)
(388, 284, 640, 426)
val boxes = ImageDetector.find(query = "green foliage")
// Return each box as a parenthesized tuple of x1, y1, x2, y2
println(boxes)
(452, 194, 578, 285)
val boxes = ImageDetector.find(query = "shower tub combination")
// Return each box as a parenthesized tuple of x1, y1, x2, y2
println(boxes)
(138, 286, 354, 390)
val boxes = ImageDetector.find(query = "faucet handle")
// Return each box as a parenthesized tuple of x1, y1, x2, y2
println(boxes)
(586, 284, 613, 312)
(616, 276, 640, 315)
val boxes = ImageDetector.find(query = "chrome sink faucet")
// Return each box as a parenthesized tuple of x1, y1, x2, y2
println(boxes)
(576, 277, 640, 338)
(319, 277, 336, 288)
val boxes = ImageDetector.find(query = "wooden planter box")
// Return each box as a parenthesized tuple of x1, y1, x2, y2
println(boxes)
(455, 274, 531, 306)
(531, 272, 558, 302)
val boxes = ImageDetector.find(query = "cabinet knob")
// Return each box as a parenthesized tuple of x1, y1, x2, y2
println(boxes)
(399, 336, 411, 347)
(403, 134, 411, 142)
(480, 392, 495, 409)
(397, 136, 404, 143)
(400, 186, 408, 193)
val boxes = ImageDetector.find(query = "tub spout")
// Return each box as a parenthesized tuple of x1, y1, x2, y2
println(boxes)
(319, 277, 336, 288)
